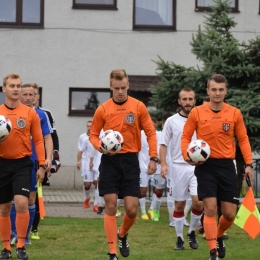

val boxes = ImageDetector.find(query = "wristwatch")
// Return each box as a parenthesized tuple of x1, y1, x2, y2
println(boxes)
(39, 164, 47, 170)
(246, 164, 253, 169)
(150, 157, 159, 163)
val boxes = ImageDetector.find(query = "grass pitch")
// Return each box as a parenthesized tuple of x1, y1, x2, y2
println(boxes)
(23, 207, 260, 260)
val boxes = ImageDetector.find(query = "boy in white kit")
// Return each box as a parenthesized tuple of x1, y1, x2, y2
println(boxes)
(160, 88, 203, 250)
(138, 117, 159, 220)
(138, 129, 154, 220)
(77, 121, 101, 211)
(149, 122, 166, 222)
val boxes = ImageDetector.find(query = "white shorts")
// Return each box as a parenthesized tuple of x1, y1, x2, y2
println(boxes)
(169, 163, 197, 201)
(140, 171, 153, 188)
(151, 174, 166, 190)
(81, 160, 99, 182)
(82, 170, 99, 182)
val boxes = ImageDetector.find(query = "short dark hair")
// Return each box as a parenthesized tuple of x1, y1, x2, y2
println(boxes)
(203, 96, 210, 102)
(178, 88, 195, 99)
(207, 74, 227, 88)
(176, 107, 182, 113)
(162, 112, 172, 123)
(151, 117, 157, 124)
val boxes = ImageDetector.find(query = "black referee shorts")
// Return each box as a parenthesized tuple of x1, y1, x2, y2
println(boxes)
(98, 153, 141, 199)
(0, 157, 33, 204)
(194, 158, 239, 205)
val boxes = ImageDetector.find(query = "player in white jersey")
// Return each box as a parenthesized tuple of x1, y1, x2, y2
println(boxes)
(77, 121, 100, 211)
(138, 118, 157, 220)
(148, 121, 166, 222)
(160, 88, 203, 251)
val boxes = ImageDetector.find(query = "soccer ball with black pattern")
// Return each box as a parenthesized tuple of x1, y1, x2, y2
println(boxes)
(187, 139, 210, 163)
(0, 115, 12, 138)
(100, 130, 124, 155)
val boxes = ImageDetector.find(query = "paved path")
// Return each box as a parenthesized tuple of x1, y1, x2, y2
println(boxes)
(45, 204, 104, 218)
(43, 187, 260, 218)
(44, 187, 103, 218)
(43, 187, 151, 218)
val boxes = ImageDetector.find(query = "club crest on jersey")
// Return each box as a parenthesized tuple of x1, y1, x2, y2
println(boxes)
(16, 118, 26, 128)
(222, 123, 230, 132)
(125, 113, 136, 124)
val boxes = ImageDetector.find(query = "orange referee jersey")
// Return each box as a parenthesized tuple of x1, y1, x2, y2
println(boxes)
(181, 102, 252, 164)
(0, 103, 45, 164)
(89, 96, 157, 157)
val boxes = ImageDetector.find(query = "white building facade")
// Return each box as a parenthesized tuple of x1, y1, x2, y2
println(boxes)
(0, 0, 259, 188)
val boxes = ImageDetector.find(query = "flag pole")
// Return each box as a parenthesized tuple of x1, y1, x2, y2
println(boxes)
(37, 179, 46, 219)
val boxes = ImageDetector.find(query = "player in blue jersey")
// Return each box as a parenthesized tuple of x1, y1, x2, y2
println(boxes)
(30, 83, 60, 240)
(10, 84, 53, 246)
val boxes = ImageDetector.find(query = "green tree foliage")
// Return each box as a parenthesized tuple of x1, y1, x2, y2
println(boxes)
(85, 92, 99, 110)
(150, 0, 260, 152)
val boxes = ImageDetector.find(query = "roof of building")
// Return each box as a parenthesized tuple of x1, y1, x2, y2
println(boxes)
(128, 75, 161, 92)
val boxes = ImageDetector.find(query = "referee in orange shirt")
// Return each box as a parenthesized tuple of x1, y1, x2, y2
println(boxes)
(0, 73, 46, 260)
(181, 74, 253, 260)
(90, 69, 157, 260)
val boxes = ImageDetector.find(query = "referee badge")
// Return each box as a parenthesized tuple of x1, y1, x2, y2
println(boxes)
(16, 118, 26, 128)
(222, 123, 230, 132)
(125, 113, 136, 124)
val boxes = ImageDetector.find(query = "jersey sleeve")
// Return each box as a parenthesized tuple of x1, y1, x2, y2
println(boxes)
(181, 108, 198, 161)
(89, 106, 105, 151)
(31, 109, 45, 164)
(40, 107, 59, 151)
(51, 130, 59, 151)
(40, 111, 52, 136)
(78, 135, 83, 150)
(234, 109, 253, 164)
(89, 143, 98, 157)
(139, 102, 157, 157)
(79, 138, 87, 152)
(160, 117, 172, 146)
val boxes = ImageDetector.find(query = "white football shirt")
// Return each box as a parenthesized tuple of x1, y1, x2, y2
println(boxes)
(161, 113, 196, 164)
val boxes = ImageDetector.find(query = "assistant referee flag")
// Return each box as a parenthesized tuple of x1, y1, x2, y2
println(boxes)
(37, 179, 46, 219)
(234, 177, 260, 239)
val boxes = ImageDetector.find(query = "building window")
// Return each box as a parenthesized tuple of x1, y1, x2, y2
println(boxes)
(0, 88, 4, 105)
(128, 75, 160, 110)
(0, 0, 44, 28)
(133, 0, 176, 31)
(69, 88, 111, 116)
(195, 0, 239, 13)
(72, 0, 117, 10)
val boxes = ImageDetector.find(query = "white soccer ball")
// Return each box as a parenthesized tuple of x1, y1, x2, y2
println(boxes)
(100, 130, 124, 155)
(0, 115, 12, 138)
(187, 139, 210, 163)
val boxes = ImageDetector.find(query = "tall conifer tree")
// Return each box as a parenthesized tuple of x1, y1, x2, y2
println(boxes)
(151, 0, 260, 151)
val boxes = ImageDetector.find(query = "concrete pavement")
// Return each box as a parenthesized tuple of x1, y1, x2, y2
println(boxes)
(44, 187, 104, 218)
(43, 187, 260, 218)
(43, 187, 154, 218)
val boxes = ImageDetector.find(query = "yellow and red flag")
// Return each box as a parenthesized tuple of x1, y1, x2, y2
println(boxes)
(234, 177, 260, 239)
(37, 179, 46, 219)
